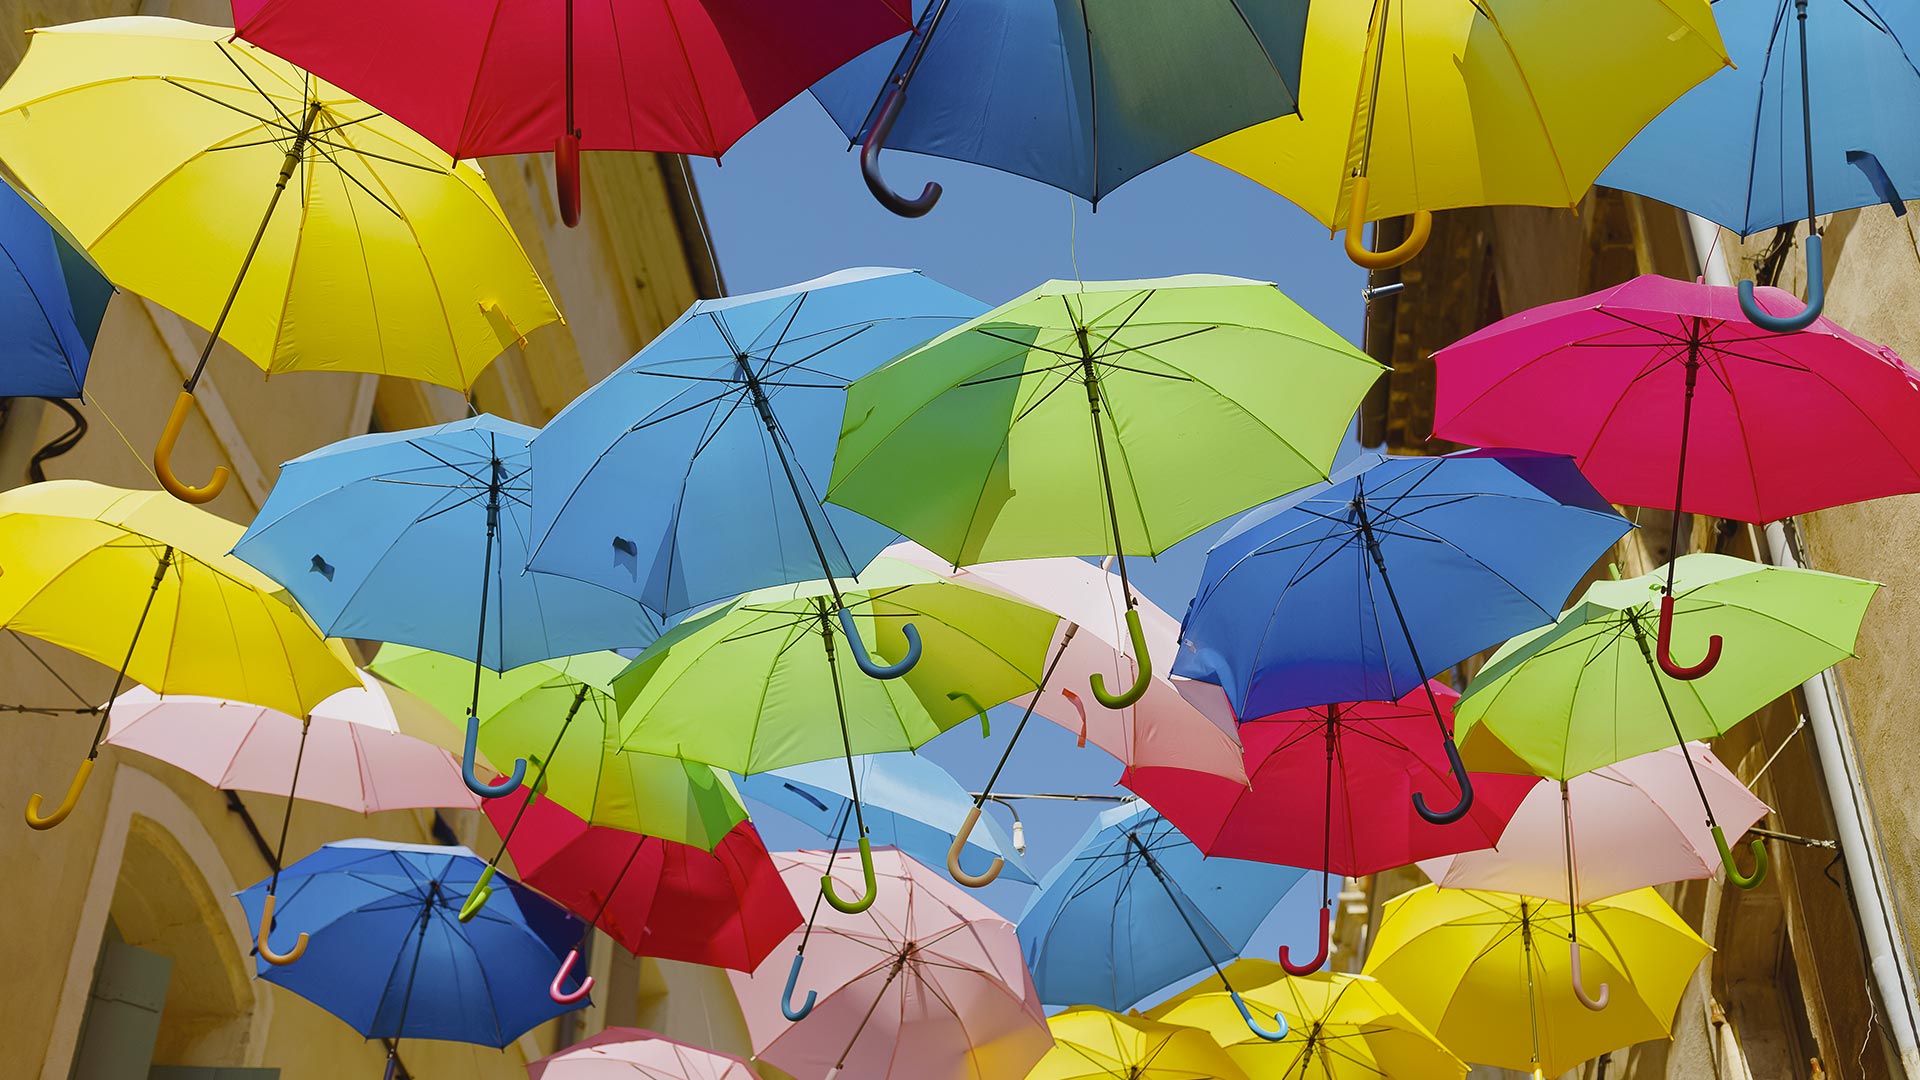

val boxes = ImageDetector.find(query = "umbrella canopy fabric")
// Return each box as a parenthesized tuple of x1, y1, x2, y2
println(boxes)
(1432, 274, 1920, 523)
(102, 672, 480, 814)
(1174, 450, 1631, 719)
(1360, 885, 1709, 1077)
(1029, 1006, 1250, 1080)
(1149, 964, 1467, 1080)
(811, 0, 1309, 206)
(528, 268, 979, 617)
(486, 794, 798, 972)
(1016, 801, 1309, 1012)
(0, 176, 111, 399)
(0, 17, 557, 389)
(731, 847, 1052, 1080)
(528, 1028, 756, 1080)
(736, 752, 1034, 885)
(1599, 0, 1920, 237)
(236, 839, 585, 1047)
(1420, 742, 1770, 904)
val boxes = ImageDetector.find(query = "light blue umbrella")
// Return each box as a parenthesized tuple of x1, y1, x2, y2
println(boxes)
(1016, 801, 1305, 1040)
(739, 752, 1034, 886)
(0, 176, 111, 399)
(1599, 0, 1920, 330)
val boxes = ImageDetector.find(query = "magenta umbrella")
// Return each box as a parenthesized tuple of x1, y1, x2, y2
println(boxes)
(528, 1027, 754, 1080)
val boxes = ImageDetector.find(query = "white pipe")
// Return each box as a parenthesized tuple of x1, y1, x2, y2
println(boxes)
(1689, 211, 1920, 1076)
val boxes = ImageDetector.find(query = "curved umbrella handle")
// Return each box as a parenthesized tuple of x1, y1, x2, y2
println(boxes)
(947, 805, 1004, 889)
(383, 1053, 400, 1080)
(1713, 824, 1769, 890)
(946, 691, 990, 737)
(1738, 234, 1824, 333)
(781, 951, 818, 1021)
(861, 82, 941, 218)
(1343, 176, 1432, 271)
(550, 948, 592, 1004)
(462, 715, 525, 798)
(837, 606, 921, 679)
(821, 836, 879, 914)
(26, 756, 95, 830)
(1229, 988, 1289, 1041)
(555, 130, 581, 228)
(1412, 736, 1475, 825)
(155, 390, 230, 504)
(257, 892, 309, 966)
(1279, 905, 1330, 975)
(1569, 939, 1610, 1011)
(1656, 593, 1722, 680)
(1089, 608, 1151, 710)
(457, 865, 496, 923)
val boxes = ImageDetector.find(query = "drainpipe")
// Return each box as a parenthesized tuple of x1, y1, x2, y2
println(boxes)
(1688, 213, 1920, 1078)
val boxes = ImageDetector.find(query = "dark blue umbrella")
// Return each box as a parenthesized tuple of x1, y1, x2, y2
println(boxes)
(1173, 450, 1631, 822)
(0, 177, 111, 398)
(235, 839, 586, 1078)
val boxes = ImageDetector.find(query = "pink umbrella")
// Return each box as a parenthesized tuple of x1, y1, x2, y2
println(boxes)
(731, 847, 1053, 1080)
(528, 1027, 754, 1080)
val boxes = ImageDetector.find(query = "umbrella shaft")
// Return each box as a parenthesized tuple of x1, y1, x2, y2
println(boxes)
(978, 624, 1080, 801)
(1628, 619, 1718, 825)
(467, 463, 504, 714)
(384, 889, 438, 1056)
(1125, 831, 1234, 988)
(87, 547, 174, 757)
(1795, 0, 1816, 225)
(741, 363, 848, 609)
(1665, 340, 1701, 590)
(1076, 338, 1135, 608)
(269, 717, 312, 895)
(820, 625, 868, 837)
(1356, 505, 1450, 738)
(490, 685, 589, 867)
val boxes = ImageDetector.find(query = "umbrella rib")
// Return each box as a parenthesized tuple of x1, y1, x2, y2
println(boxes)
(626, 384, 743, 434)
(956, 359, 1082, 387)
(970, 328, 1086, 363)
(186, 58, 298, 132)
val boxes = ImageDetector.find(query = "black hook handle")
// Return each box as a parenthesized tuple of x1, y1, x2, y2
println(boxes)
(1412, 736, 1475, 825)
(861, 82, 941, 218)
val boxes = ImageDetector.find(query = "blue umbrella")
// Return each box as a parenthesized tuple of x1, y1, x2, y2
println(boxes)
(1173, 450, 1631, 822)
(0, 177, 111, 398)
(233, 415, 659, 799)
(235, 839, 585, 1079)
(739, 751, 1035, 886)
(1016, 801, 1304, 1040)
(1599, 0, 1920, 330)
(811, 0, 1308, 214)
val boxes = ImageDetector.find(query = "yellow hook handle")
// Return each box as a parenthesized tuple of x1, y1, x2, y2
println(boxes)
(154, 390, 229, 504)
(26, 756, 94, 830)
(821, 836, 879, 915)
(946, 806, 1004, 889)
(1343, 176, 1432, 271)
(257, 892, 309, 966)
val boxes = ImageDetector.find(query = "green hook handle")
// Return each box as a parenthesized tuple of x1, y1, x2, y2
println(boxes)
(821, 836, 878, 914)
(1089, 608, 1151, 710)
(1713, 824, 1769, 890)
(946, 691, 989, 736)
(458, 864, 497, 923)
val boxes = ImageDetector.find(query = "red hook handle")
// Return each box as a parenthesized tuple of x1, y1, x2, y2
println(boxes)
(1656, 593, 1722, 680)
(1279, 905, 1331, 975)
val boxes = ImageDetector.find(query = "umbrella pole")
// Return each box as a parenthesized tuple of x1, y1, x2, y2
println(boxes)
(1738, 0, 1825, 331)
(256, 716, 314, 966)
(819, 615, 879, 914)
(381, 883, 438, 1080)
(1282, 713, 1338, 974)
(550, 826, 651, 1005)
(1521, 901, 1545, 1080)
(948, 624, 1079, 887)
(825, 953, 910, 1080)
(1075, 330, 1151, 710)
(1562, 782, 1609, 1010)
(462, 683, 592, 922)
(461, 457, 527, 799)
(553, 0, 583, 227)
(1655, 332, 1723, 680)
(1344, 0, 1431, 270)
(155, 100, 325, 504)
(783, 803, 858, 1021)
(27, 546, 173, 830)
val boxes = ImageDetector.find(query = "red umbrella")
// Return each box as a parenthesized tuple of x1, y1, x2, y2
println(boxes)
(1122, 682, 1537, 977)
(231, 0, 913, 225)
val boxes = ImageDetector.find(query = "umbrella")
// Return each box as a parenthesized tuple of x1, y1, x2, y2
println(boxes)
(1122, 683, 1539, 975)
(1360, 885, 1708, 1078)
(1455, 554, 1876, 890)
(233, 0, 913, 227)
(236, 839, 586, 1079)
(615, 556, 1055, 912)
(0, 480, 355, 831)
(0, 17, 558, 503)
(1193, 0, 1727, 267)
(1028, 1006, 1251, 1080)
(1149, 964, 1467, 1080)
(810, 0, 1310, 214)
(0, 176, 111, 399)
(1433, 274, 1920, 678)
(731, 846, 1053, 1080)
(1016, 801, 1306, 1040)
(736, 751, 1035, 886)
(528, 267, 980, 625)
(235, 416, 661, 803)
(1173, 450, 1630, 822)
(528, 1028, 755, 1080)
(1600, 0, 1920, 329)
(828, 275, 1381, 713)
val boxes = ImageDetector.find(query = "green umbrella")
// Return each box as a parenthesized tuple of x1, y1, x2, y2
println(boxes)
(370, 645, 746, 919)
(614, 556, 1056, 912)
(826, 274, 1381, 710)
(1455, 553, 1878, 891)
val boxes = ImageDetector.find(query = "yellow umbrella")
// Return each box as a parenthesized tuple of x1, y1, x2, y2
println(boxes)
(1195, 0, 1727, 268)
(0, 480, 358, 829)
(1360, 885, 1708, 1078)
(1149, 961, 1465, 1080)
(1028, 1007, 1251, 1080)
(0, 17, 560, 503)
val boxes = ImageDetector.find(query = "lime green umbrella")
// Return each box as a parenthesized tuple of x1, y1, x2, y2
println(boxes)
(614, 556, 1056, 912)
(826, 275, 1381, 711)
(371, 645, 746, 919)
(1456, 553, 1878, 891)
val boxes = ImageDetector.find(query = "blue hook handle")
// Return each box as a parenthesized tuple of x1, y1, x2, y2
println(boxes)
(837, 605, 921, 679)
(1229, 988, 1288, 1041)
(781, 951, 817, 1021)
(1739, 234, 1824, 332)
(462, 714, 524, 799)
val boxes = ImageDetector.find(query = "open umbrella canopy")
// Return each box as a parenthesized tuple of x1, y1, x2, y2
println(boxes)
(0, 176, 111, 399)
(1029, 1006, 1251, 1080)
(528, 1028, 756, 1080)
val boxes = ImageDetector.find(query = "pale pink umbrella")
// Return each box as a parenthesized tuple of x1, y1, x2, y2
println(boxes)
(731, 847, 1052, 1080)
(527, 1027, 754, 1080)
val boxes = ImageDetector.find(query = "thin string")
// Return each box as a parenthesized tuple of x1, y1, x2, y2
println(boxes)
(9, 631, 97, 709)
(82, 396, 162, 486)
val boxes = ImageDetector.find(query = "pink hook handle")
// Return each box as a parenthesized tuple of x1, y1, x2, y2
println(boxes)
(1279, 905, 1330, 975)
(1656, 593, 1721, 680)
(1569, 939, 1610, 1011)
(549, 948, 592, 1004)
